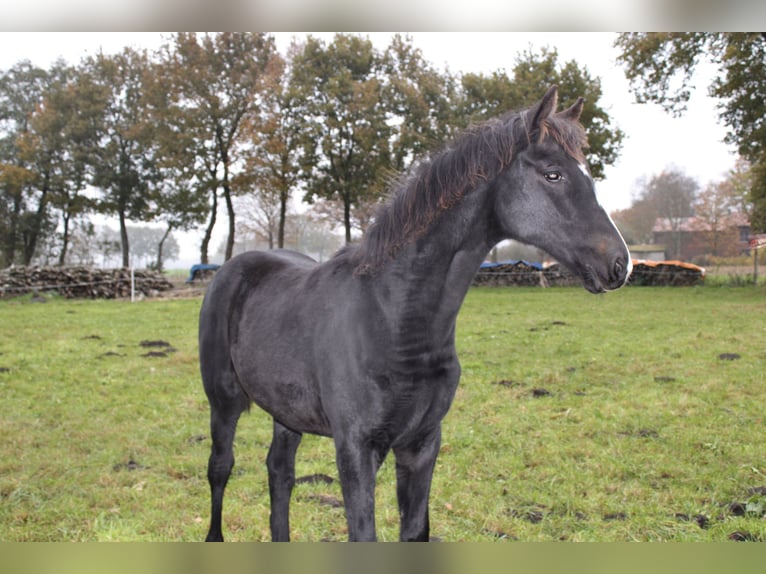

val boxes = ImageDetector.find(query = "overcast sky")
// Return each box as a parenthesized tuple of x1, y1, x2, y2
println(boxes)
(0, 32, 740, 262)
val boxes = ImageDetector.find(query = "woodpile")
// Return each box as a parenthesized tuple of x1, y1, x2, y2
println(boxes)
(627, 260, 705, 287)
(0, 266, 175, 299)
(473, 259, 705, 288)
(473, 260, 579, 287)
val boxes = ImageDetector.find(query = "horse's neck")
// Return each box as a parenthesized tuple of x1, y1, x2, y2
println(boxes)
(377, 185, 498, 334)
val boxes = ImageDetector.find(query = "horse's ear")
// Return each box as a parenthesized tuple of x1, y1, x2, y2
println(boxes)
(528, 85, 559, 132)
(557, 97, 585, 122)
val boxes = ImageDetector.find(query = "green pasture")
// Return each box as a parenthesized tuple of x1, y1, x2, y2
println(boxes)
(1, 285, 765, 542)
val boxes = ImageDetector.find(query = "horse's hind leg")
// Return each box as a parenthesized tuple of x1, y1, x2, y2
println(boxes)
(393, 426, 442, 542)
(205, 397, 247, 542)
(266, 420, 302, 541)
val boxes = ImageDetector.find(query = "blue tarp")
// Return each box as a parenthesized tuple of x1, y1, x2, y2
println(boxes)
(186, 263, 221, 283)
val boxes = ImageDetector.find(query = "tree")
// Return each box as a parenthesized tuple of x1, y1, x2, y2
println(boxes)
(126, 225, 180, 269)
(638, 167, 699, 259)
(232, 186, 287, 250)
(20, 63, 104, 265)
(292, 34, 393, 243)
(615, 33, 766, 231)
(610, 180, 661, 245)
(153, 38, 221, 265)
(12, 61, 72, 265)
(0, 163, 34, 266)
(164, 32, 279, 262)
(82, 47, 160, 268)
(0, 60, 54, 266)
(454, 47, 624, 180)
(287, 212, 343, 262)
(694, 179, 739, 257)
(151, 178, 209, 272)
(236, 40, 306, 249)
(141, 58, 211, 272)
(381, 34, 459, 172)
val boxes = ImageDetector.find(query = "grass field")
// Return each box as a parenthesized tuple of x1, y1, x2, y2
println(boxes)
(1, 285, 765, 542)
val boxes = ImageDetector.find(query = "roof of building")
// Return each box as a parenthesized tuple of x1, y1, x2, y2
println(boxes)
(653, 212, 750, 233)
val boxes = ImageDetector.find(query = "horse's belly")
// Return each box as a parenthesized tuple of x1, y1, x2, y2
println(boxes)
(233, 352, 331, 436)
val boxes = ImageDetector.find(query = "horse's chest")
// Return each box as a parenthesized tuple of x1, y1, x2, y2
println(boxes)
(371, 351, 461, 424)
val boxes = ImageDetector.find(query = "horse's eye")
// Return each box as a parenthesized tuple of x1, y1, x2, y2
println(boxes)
(544, 171, 562, 183)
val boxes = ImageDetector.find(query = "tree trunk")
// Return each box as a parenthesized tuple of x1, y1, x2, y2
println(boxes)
(200, 188, 218, 265)
(217, 125, 236, 262)
(58, 211, 72, 266)
(223, 179, 235, 261)
(156, 223, 173, 273)
(23, 186, 49, 265)
(343, 192, 352, 244)
(3, 192, 22, 266)
(278, 190, 288, 249)
(119, 209, 130, 268)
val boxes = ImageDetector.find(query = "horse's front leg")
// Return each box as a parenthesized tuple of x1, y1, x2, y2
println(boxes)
(334, 434, 387, 541)
(266, 419, 302, 542)
(393, 426, 441, 542)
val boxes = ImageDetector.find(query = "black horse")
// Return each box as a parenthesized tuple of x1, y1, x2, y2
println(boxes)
(199, 86, 632, 542)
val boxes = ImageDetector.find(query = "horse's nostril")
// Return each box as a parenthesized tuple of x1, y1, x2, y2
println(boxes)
(613, 258, 626, 279)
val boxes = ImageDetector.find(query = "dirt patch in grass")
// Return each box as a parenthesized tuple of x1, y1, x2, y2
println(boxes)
(482, 528, 515, 540)
(509, 505, 547, 524)
(142, 351, 170, 358)
(140, 340, 173, 348)
(728, 530, 761, 541)
(618, 428, 659, 439)
(139, 340, 177, 358)
(303, 494, 343, 508)
(492, 379, 522, 388)
(113, 458, 147, 472)
(528, 320, 569, 333)
(674, 513, 710, 529)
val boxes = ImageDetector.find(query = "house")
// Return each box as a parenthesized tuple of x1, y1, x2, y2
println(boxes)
(652, 213, 751, 261)
(628, 244, 666, 261)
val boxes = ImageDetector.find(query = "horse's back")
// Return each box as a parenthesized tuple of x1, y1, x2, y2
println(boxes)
(202, 249, 315, 304)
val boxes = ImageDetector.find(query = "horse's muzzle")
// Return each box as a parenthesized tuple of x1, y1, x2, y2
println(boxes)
(581, 254, 632, 294)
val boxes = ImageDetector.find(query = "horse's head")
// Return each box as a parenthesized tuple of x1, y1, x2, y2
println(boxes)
(495, 86, 632, 293)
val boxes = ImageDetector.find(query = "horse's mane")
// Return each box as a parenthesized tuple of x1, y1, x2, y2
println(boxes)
(345, 104, 588, 275)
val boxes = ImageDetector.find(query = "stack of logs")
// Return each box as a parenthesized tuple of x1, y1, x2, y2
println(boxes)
(472, 261, 580, 287)
(473, 259, 705, 287)
(0, 266, 175, 299)
(627, 260, 705, 287)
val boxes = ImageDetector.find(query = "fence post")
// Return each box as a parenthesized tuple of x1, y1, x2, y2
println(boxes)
(131, 267, 135, 303)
